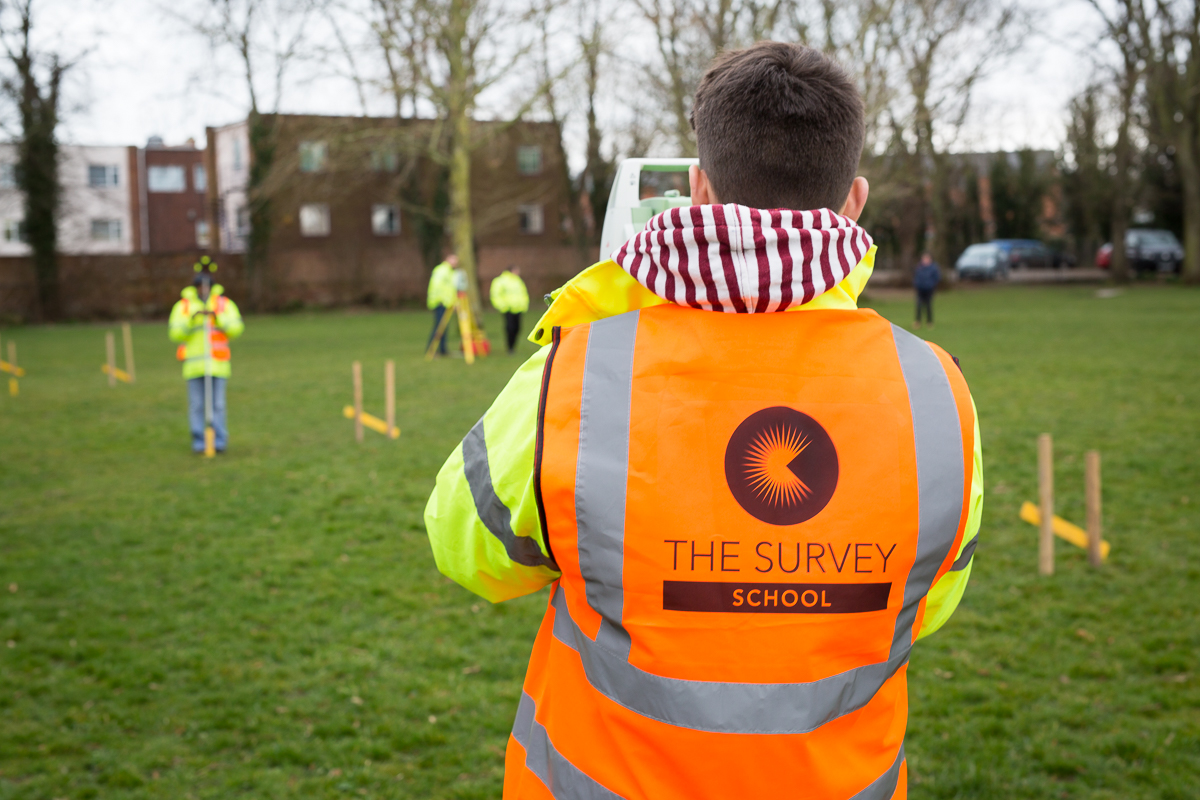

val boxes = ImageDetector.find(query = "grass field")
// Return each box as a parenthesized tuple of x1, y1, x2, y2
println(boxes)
(1, 286, 1197, 799)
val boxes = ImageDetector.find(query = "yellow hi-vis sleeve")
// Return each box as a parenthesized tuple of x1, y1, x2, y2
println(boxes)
(917, 396, 984, 640)
(424, 346, 560, 603)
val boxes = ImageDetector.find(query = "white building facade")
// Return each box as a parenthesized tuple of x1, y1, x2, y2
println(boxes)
(211, 121, 249, 253)
(0, 144, 136, 256)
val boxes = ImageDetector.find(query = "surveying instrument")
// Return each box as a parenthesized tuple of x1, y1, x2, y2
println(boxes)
(598, 158, 698, 261)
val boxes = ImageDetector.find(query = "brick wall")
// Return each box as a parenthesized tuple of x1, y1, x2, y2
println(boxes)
(0, 245, 590, 322)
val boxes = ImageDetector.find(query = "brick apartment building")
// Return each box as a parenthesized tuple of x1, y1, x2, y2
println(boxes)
(0, 138, 212, 257)
(135, 137, 210, 252)
(205, 114, 580, 306)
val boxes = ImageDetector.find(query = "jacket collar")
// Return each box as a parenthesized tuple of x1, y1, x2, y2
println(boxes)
(528, 207, 876, 345)
(181, 284, 225, 300)
(612, 204, 873, 313)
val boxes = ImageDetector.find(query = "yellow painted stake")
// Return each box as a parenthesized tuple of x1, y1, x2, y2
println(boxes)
(105, 332, 117, 387)
(1037, 433, 1054, 575)
(342, 406, 400, 438)
(122, 322, 136, 382)
(1020, 501, 1111, 560)
(456, 293, 476, 365)
(352, 361, 364, 442)
(101, 364, 133, 383)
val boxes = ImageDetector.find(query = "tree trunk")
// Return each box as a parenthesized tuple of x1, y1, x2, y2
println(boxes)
(1109, 62, 1136, 284)
(448, 107, 483, 320)
(246, 111, 275, 310)
(1178, 131, 1200, 283)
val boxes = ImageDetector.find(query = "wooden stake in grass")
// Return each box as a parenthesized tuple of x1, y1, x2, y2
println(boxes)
(352, 361, 364, 443)
(1086, 450, 1103, 567)
(1038, 433, 1054, 576)
(122, 322, 135, 383)
(385, 359, 396, 438)
(106, 332, 117, 387)
(7, 341, 16, 397)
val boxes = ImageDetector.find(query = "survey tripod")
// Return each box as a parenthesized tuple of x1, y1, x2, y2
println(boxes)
(203, 310, 216, 458)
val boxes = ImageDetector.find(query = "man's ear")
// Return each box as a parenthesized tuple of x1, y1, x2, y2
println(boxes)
(689, 165, 718, 205)
(838, 177, 870, 221)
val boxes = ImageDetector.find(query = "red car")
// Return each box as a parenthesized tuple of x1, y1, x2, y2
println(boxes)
(1096, 229, 1184, 273)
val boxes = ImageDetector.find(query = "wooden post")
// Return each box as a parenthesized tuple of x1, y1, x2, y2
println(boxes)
(1086, 450, 1103, 567)
(7, 340, 15, 397)
(385, 359, 396, 438)
(352, 361, 364, 442)
(105, 332, 117, 387)
(122, 322, 135, 382)
(1038, 433, 1054, 575)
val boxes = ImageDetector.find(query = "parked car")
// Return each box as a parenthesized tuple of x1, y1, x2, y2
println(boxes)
(1096, 229, 1184, 274)
(955, 243, 1008, 280)
(991, 239, 1059, 269)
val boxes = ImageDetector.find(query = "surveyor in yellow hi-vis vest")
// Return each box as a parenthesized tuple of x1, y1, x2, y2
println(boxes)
(489, 266, 530, 354)
(425, 43, 983, 799)
(427, 254, 460, 357)
(168, 257, 244, 454)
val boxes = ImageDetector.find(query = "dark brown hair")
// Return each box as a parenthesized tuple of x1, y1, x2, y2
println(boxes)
(690, 41, 865, 211)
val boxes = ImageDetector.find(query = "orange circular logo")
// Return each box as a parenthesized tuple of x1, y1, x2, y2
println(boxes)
(725, 407, 838, 525)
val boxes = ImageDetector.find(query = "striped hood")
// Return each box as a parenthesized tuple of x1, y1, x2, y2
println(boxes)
(611, 205, 874, 313)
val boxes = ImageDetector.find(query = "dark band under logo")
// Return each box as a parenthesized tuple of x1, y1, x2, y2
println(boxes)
(663, 580, 890, 614)
(725, 407, 838, 525)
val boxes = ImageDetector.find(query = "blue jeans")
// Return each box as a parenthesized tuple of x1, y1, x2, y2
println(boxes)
(187, 377, 228, 452)
(428, 305, 450, 354)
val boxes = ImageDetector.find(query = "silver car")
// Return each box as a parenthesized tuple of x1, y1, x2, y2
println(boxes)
(956, 243, 1009, 280)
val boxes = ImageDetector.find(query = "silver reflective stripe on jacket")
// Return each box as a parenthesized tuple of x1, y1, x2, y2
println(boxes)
(511, 690, 624, 799)
(463, 418, 558, 570)
(514, 637, 905, 800)
(547, 313, 966, 735)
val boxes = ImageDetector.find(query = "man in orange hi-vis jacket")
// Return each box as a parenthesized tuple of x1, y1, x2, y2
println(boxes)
(425, 42, 983, 800)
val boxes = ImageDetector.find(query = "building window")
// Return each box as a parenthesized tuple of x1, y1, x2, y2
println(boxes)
(233, 138, 244, 171)
(371, 204, 399, 236)
(88, 164, 120, 188)
(0, 164, 16, 189)
(299, 203, 331, 237)
(194, 164, 207, 192)
(196, 220, 211, 248)
(299, 141, 328, 173)
(3, 219, 26, 242)
(235, 206, 250, 236)
(90, 219, 122, 241)
(369, 150, 399, 172)
(518, 203, 544, 234)
(147, 165, 186, 193)
(517, 145, 543, 175)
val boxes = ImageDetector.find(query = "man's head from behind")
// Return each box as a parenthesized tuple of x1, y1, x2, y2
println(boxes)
(689, 42, 866, 216)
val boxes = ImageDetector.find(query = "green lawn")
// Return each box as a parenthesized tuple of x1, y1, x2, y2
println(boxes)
(0, 287, 1197, 799)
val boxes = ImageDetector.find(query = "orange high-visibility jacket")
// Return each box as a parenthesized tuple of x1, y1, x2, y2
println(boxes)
(505, 304, 975, 800)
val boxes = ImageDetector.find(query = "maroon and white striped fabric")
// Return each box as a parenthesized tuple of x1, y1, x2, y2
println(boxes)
(611, 204, 873, 313)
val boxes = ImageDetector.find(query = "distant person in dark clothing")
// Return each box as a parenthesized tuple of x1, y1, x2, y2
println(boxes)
(913, 252, 941, 329)
(489, 266, 530, 354)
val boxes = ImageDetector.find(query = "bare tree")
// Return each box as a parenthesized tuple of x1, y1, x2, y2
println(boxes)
(884, 0, 1027, 267)
(175, 0, 316, 307)
(0, 0, 77, 320)
(634, 0, 794, 156)
(1085, 0, 1147, 284)
(1140, 0, 1200, 282)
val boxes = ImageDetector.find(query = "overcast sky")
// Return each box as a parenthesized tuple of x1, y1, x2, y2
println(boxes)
(37, 0, 1104, 161)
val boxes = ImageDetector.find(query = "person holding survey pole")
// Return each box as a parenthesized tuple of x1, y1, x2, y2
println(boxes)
(426, 42, 983, 799)
(168, 257, 245, 455)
